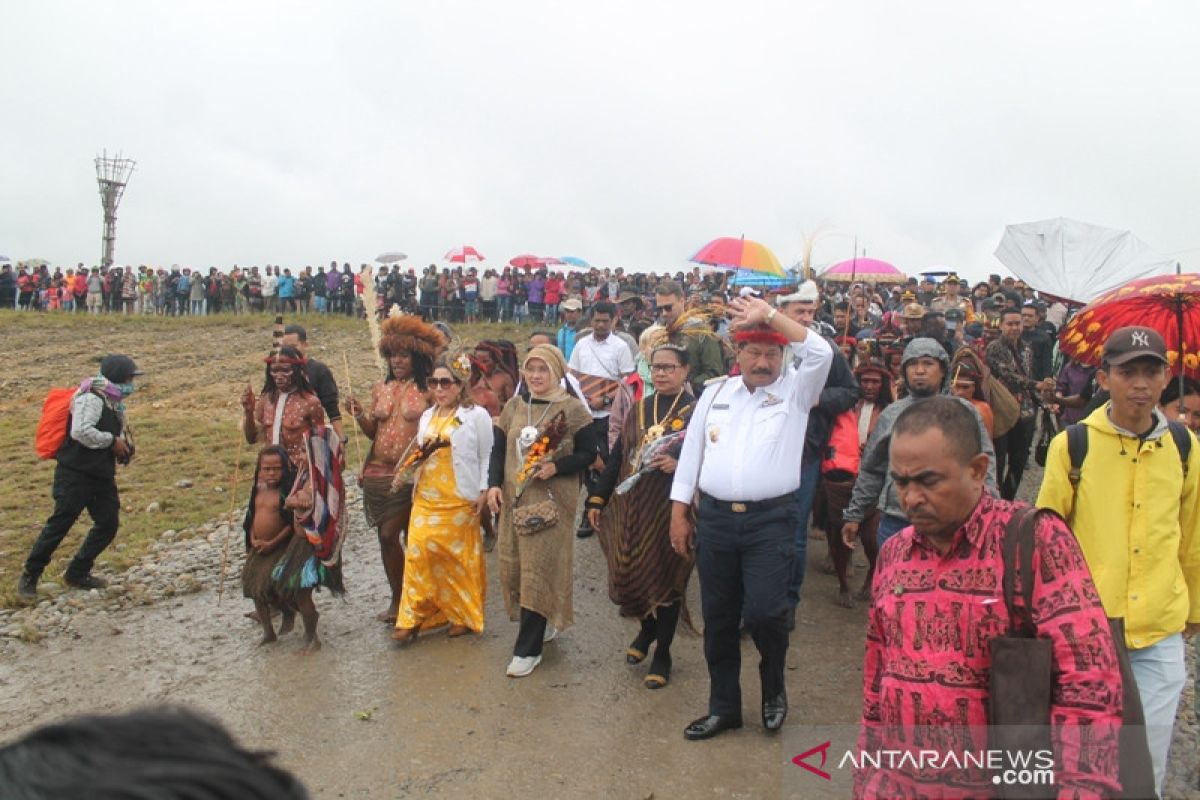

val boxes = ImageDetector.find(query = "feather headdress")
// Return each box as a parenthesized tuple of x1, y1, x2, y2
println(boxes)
(642, 305, 721, 352)
(379, 314, 447, 361)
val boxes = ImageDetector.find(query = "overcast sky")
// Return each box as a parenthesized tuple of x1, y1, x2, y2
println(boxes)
(3, 1, 1198, 280)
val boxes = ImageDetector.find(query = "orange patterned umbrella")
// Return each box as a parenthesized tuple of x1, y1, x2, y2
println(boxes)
(1059, 273, 1200, 378)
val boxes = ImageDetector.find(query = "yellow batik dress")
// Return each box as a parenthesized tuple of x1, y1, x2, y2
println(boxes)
(396, 412, 486, 633)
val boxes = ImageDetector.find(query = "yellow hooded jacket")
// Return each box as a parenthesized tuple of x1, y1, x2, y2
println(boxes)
(1037, 404, 1200, 649)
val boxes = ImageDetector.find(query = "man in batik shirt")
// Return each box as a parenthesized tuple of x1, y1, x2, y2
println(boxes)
(856, 397, 1121, 799)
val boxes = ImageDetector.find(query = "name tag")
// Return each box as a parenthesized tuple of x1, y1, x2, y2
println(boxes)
(712, 403, 730, 410)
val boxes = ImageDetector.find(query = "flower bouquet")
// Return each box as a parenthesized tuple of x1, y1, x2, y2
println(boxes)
(615, 429, 686, 496)
(391, 434, 451, 490)
(515, 410, 569, 499)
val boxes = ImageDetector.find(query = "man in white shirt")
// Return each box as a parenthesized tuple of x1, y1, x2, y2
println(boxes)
(262, 267, 278, 314)
(670, 294, 833, 741)
(568, 301, 634, 537)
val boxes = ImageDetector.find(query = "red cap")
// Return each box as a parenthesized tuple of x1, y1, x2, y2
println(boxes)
(734, 326, 789, 347)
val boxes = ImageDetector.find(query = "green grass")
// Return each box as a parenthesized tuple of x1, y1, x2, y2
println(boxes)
(0, 310, 536, 607)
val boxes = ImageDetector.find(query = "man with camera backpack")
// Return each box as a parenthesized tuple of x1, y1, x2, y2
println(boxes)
(17, 354, 141, 602)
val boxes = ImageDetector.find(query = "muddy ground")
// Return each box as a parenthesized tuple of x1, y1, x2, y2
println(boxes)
(0, 484, 872, 799)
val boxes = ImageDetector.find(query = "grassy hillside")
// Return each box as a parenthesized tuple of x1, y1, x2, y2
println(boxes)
(0, 311, 532, 606)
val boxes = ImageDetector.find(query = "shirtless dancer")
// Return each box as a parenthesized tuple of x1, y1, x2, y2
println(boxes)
(345, 315, 445, 623)
(241, 345, 326, 469)
(241, 446, 296, 645)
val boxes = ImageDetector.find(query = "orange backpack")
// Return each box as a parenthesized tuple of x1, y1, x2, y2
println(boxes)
(35, 388, 76, 459)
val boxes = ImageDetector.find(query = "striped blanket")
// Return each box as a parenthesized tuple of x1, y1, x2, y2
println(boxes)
(291, 425, 346, 567)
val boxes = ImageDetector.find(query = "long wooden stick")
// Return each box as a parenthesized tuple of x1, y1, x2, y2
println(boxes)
(341, 351, 367, 473)
(215, 411, 247, 607)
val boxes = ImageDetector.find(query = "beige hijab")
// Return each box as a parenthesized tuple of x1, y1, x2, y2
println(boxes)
(522, 344, 570, 403)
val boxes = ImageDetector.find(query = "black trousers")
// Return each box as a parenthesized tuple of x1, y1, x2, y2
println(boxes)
(25, 465, 121, 581)
(994, 413, 1036, 500)
(580, 416, 610, 526)
(696, 494, 798, 717)
(513, 607, 548, 658)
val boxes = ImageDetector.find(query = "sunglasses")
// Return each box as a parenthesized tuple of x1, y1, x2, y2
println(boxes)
(427, 377, 458, 388)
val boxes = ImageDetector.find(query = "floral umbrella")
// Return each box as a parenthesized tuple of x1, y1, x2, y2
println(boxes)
(818, 257, 907, 284)
(1059, 273, 1200, 379)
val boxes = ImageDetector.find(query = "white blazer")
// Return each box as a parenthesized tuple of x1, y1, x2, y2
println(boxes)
(415, 404, 494, 503)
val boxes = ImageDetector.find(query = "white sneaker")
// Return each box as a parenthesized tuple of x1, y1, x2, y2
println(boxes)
(543, 624, 558, 643)
(506, 655, 542, 677)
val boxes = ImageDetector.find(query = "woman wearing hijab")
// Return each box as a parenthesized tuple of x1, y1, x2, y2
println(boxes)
(486, 344, 597, 677)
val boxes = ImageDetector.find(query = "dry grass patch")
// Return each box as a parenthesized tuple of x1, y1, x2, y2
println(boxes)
(0, 311, 533, 607)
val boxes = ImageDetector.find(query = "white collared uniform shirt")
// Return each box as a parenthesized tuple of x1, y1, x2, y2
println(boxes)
(670, 334, 833, 503)
(568, 332, 634, 419)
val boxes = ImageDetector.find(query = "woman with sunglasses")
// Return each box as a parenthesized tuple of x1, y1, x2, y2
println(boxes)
(586, 343, 696, 689)
(392, 352, 493, 645)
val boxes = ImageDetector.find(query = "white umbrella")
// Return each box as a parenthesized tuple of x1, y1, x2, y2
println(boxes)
(994, 217, 1176, 303)
(375, 252, 407, 264)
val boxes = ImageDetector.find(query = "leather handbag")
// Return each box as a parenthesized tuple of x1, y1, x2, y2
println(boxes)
(989, 506, 1055, 800)
(512, 490, 558, 535)
(990, 507, 1156, 799)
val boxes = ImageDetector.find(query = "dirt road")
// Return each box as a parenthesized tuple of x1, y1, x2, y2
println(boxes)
(0, 487, 870, 799)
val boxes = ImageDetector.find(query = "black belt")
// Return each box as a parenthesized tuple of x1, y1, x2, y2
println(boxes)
(700, 492, 796, 514)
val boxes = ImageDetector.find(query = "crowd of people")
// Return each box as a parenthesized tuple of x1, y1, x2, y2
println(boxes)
(12, 262, 1200, 798)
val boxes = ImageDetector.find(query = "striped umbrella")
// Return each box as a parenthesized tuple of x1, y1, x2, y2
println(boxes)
(445, 246, 485, 264)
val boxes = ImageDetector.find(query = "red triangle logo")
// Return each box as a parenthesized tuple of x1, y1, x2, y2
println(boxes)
(792, 741, 832, 780)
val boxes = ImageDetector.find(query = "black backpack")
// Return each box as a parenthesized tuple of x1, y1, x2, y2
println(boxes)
(1066, 420, 1192, 492)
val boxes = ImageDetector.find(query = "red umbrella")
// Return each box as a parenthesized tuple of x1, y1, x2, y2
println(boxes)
(508, 254, 561, 270)
(1059, 273, 1200, 378)
(445, 246, 485, 264)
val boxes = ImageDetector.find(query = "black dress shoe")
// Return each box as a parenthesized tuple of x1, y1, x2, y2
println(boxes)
(683, 714, 743, 741)
(762, 692, 788, 732)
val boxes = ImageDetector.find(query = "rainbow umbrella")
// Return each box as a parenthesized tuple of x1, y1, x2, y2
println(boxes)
(690, 236, 785, 277)
(1059, 273, 1200, 379)
(818, 258, 906, 284)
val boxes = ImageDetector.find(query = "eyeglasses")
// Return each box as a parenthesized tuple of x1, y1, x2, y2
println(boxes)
(427, 377, 457, 388)
(649, 363, 680, 373)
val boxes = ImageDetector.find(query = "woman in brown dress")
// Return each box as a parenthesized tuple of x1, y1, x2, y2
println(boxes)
(485, 344, 596, 678)
(586, 344, 695, 689)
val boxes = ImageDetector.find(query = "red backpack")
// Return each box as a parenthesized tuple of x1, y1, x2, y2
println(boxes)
(35, 388, 76, 459)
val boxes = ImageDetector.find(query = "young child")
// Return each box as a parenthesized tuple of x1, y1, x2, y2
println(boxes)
(241, 446, 297, 645)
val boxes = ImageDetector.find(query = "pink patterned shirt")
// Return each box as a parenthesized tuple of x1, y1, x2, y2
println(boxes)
(856, 495, 1122, 799)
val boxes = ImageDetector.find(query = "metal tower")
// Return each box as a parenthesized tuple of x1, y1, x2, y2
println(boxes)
(95, 151, 136, 268)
